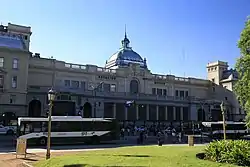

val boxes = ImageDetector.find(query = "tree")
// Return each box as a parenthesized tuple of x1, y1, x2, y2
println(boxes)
(234, 17, 250, 127)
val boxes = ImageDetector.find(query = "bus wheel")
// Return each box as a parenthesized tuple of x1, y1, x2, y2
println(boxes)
(6, 130, 14, 135)
(38, 137, 47, 146)
(91, 136, 100, 145)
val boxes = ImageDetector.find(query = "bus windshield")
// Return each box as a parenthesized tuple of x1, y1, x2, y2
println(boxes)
(18, 121, 47, 136)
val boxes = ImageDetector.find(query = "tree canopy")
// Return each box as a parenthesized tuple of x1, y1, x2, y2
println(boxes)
(234, 17, 250, 127)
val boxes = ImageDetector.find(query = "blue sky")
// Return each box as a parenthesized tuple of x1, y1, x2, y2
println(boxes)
(0, 0, 249, 78)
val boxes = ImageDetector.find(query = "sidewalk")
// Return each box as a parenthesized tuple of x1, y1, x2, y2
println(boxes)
(0, 151, 86, 167)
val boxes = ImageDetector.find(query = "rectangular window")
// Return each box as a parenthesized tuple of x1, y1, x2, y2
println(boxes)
(157, 88, 162, 95)
(71, 80, 79, 89)
(0, 57, 4, 68)
(0, 75, 3, 88)
(110, 84, 116, 92)
(103, 83, 110, 92)
(77, 96, 81, 105)
(163, 89, 167, 96)
(64, 80, 70, 87)
(12, 58, 18, 69)
(80, 81, 85, 90)
(185, 91, 189, 97)
(175, 90, 179, 97)
(180, 91, 184, 97)
(152, 88, 156, 95)
(10, 95, 16, 104)
(12, 76, 17, 88)
(60, 94, 71, 100)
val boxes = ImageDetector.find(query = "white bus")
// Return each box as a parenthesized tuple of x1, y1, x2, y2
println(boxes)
(17, 116, 120, 146)
(201, 121, 248, 139)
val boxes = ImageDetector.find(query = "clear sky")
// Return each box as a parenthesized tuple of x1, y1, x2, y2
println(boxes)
(0, 0, 249, 78)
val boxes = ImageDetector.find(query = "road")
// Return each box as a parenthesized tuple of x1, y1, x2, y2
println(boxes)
(0, 134, 209, 155)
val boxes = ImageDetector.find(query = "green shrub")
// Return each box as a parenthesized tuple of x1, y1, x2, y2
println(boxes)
(204, 140, 250, 166)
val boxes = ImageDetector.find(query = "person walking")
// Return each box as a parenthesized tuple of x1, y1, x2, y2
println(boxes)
(157, 131, 164, 146)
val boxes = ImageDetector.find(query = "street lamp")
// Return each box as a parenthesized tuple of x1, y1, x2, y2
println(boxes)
(46, 88, 56, 160)
(220, 101, 227, 140)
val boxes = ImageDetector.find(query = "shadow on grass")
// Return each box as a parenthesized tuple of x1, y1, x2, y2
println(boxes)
(196, 152, 205, 160)
(21, 158, 38, 161)
(64, 165, 148, 167)
(98, 154, 151, 158)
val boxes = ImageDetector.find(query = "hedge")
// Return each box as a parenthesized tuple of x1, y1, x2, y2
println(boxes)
(204, 140, 250, 166)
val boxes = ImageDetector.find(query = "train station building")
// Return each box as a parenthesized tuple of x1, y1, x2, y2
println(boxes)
(0, 23, 245, 126)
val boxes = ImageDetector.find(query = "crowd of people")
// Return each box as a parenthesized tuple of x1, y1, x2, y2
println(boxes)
(120, 122, 186, 144)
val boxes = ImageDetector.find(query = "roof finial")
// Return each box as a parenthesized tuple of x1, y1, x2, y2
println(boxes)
(125, 24, 127, 38)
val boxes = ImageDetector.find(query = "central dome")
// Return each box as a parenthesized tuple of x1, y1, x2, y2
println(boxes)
(105, 32, 147, 69)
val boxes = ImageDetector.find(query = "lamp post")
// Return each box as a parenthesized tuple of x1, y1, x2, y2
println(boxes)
(46, 88, 56, 160)
(92, 82, 103, 118)
(220, 101, 227, 140)
(199, 100, 209, 143)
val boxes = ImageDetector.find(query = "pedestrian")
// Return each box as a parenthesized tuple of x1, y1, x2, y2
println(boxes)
(139, 131, 144, 144)
(157, 131, 164, 146)
(178, 132, 182, 143)
(120, 128, 125, 140)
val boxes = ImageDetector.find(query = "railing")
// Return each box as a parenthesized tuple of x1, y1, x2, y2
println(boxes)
(28, 85, 192, 102)
(63, 63, 193, 83)
(151, 74, 190, 82)
(64, 63, 87, 70)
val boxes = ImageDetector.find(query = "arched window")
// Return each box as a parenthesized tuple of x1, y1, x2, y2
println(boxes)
(130, 80, 139, 94)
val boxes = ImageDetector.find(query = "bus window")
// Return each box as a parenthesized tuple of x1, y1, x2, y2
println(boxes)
(66, 121, 82, 131)
(51, 121, 82, 132)
(42, 122, 48, 132)
(82, 121, 92, 131)
(92, 121, 111, 131)
(19, 123, 29, 135)
(51, 122, 61, 132)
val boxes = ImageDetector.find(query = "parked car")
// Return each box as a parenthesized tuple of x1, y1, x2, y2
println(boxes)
(0, 124, 16, 135)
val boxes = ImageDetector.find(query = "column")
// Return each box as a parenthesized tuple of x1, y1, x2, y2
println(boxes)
(125, 106, 128, 120)
(190, 104, 197, 121)
(113, 103, 116, 118)
(165, 106, 168, 120)
(173, 106, 176, 120)
(180, 107, 183, 121)
(171, 85, 174, 96)
(156, 105, 159, 121)
(136, 105, 139, 120)
(91, 102, 95, 117)
(146, 104, 149, 120)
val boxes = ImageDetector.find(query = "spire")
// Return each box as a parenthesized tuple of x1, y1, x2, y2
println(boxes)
(125, 24, 127, 38)
(121, 24, 130, 49)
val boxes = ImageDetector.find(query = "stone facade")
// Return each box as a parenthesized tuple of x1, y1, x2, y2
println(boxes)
(0, 23, 245, 123)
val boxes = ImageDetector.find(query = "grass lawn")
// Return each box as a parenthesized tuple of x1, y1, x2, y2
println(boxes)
(34, 146, 239, 167)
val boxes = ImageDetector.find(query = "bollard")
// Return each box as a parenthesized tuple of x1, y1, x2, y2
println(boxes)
(188, 135, 194, 146)
(16, 138, 27, 158)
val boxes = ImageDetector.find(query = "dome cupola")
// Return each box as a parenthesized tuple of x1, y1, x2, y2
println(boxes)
(105, 28, 147, 69)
